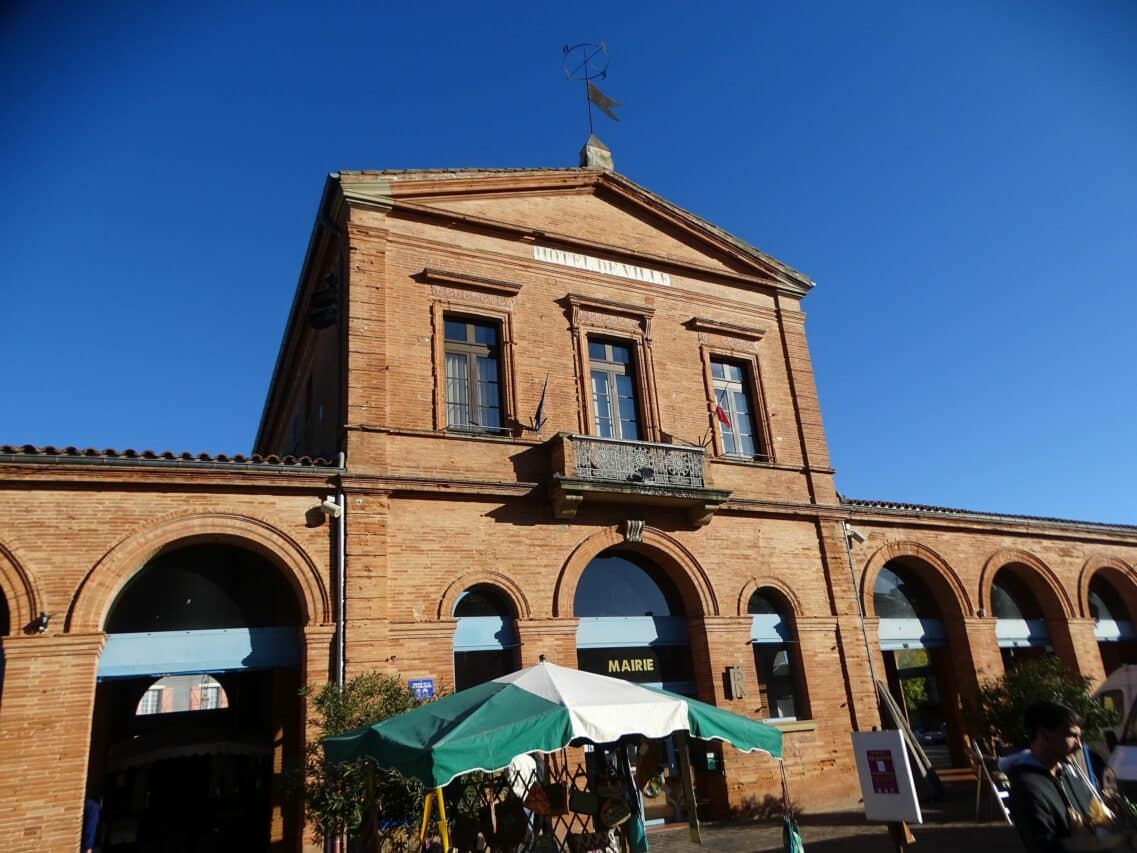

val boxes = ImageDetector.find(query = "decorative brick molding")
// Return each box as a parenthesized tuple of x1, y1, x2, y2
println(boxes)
(1077, 555, 1137, 619)
(978, 548, 1075, 619)
(0, 538, 41, 634)
(67, 512, 331, 631)
(553, 525, 718, 618)
(859, 539, 974, 619)
(436, 569, 533, 620)
(736, 576, 805, 618)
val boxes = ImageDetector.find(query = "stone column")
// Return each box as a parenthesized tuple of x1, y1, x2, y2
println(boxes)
(0, 632, 104, 853)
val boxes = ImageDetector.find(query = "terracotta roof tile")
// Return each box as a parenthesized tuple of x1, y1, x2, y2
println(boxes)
(841, 494, 1137, 533)
(0, 445, 338, 469)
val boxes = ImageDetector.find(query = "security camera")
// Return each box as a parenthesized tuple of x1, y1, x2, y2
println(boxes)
(320, 496, 342, 518)
(844, 523, 866, 545)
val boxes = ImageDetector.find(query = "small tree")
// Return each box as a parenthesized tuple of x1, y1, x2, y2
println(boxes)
(297, 672, 429, 843)
(972, 656, 1117, 750)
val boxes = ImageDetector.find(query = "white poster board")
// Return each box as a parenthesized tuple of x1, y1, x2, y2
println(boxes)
(851, 730, 923, 824)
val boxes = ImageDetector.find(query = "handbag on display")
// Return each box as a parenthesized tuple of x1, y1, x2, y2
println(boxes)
(599, 797, 631, 829)
(524, 782, 550, 815)
(543, 781, 569, 816)
(569, 787, 600, 816)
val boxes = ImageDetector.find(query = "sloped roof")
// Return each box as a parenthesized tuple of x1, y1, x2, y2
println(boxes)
(0, 445, 338, 469)
(843, 495, 1137, 534)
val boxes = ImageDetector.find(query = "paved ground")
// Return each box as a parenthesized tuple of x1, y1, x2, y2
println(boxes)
(646, 779, 1022, 853)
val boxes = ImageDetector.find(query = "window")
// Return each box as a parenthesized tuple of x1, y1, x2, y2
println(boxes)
(452, 585, 519, 691)
(199, 684, 221, 710)
(749, 591, 805, 720)
(137, 687, 163, 716)
(444, 317, 503, 433)
(589, 339, 640, 440)
(711, 358, 761, 459)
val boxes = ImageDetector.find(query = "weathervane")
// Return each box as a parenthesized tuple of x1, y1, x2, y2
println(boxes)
(563, 42, 620, 134)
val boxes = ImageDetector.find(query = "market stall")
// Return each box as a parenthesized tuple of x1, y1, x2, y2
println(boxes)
(324, 661, 788, 851)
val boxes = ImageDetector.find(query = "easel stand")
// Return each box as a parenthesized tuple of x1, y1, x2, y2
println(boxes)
(887, 820, 916, 851)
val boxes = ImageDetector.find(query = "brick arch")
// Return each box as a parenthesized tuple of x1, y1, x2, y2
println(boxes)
(437, 571, 533, 621)
(66, 512, 331, 632)
(979, 549, 1074, 620)
(0, 539, 42, 635)
(553, 526, 718, 618)
(737, 577, 804, 618)
(861, 540, 973, 619)
(1077, 556, 1137, 621)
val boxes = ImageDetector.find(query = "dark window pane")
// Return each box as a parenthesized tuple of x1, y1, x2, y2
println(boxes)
(710, 361, 725, 380)
(444, 320, 468, 342)
(454, 649, 518, 691)
(474, 324, 497, 346)
(610, 344, 631, 365)
(589, 340, 607, 360)
(747, 593, 780, 615)
(573, 554, 681, 617)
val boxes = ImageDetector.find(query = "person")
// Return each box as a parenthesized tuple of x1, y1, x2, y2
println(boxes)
(81, 794, 100, 853)
(1005, 701, 1117, 852)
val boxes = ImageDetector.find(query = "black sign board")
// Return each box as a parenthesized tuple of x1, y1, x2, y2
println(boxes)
(577, 646, 694, 685)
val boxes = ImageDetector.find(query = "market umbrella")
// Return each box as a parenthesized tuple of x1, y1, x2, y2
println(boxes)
(323, 660, 782, 789)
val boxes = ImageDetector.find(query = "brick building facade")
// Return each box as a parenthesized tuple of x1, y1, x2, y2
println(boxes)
(2, 151, 1136, 850)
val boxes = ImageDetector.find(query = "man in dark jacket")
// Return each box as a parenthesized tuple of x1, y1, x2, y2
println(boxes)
(1005, 701, 1103, 852)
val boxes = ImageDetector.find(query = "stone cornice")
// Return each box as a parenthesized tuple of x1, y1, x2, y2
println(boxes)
(684, 317, 766, 341)
(416, 267, 522, 296)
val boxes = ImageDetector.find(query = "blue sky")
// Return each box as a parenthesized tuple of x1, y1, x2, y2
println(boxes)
(2, 1, 1134, 524)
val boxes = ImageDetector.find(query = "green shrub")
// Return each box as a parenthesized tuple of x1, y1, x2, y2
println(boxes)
(972, 656, 1117, 750)
(295, 672, 431, 842)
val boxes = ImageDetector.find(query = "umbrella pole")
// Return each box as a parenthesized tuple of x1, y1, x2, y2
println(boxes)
(418, 788, 451, 852)
(674, 732, 702, 845)
(434, 788, 452, 852)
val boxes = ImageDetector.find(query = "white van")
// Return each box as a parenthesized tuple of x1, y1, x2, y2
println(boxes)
(1093, 665, 1137, 795)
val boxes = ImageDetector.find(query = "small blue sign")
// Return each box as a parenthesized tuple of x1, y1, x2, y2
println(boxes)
(409, 678, 435, 700)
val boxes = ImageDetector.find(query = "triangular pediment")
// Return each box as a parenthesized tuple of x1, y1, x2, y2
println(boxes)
(337, 170, 811, 293)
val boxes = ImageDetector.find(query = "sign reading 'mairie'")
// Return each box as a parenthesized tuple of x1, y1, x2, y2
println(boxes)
(533, 246, 671, 286)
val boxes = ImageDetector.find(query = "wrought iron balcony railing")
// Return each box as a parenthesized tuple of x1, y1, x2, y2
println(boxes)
(548, 434, 730, 528)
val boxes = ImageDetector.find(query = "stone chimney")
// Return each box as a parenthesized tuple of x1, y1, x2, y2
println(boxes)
(579, 135, 614, 171)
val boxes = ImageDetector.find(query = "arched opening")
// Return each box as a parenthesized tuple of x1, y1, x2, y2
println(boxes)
(873, 559, 956, 768)
(573, 551, 692, 692)
(747, 589, 807, 721)
(1090, 574, 1137, 675)
(0, 589, 9, 707)
(991, 566, 1051, 670)
(89, 543, 304, 852)
(573, 550, 694, 824)
(452, 584, 520, 691)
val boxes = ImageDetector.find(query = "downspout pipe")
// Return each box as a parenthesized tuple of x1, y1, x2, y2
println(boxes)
(843, 521, 880, 702)
(335, 450, 347, 690)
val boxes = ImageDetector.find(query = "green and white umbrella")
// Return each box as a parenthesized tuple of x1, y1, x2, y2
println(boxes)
(323, 660, 782, 789)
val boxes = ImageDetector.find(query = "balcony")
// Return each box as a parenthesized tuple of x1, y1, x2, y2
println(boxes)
(549, 433, 731, 528)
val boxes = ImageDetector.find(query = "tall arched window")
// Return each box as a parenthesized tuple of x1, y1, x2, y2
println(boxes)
(990, 568, 1050, 669)
(574, 552, 694, 694)
(1090, 575, 1137, 675)
(748, 590, 805, 720)
(452, 585, 519, 691)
